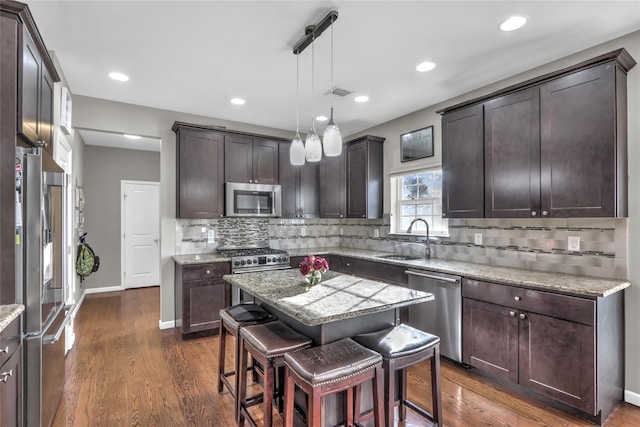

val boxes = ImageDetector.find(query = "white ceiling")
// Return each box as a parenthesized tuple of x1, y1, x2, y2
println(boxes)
(28, 1, 640, 147)
(77, 129, 161, 152)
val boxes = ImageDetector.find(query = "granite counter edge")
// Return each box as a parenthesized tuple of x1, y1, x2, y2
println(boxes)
(0, 304, 24, 333)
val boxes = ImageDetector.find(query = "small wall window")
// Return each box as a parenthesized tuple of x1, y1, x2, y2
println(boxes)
(390, 169, 448, 236)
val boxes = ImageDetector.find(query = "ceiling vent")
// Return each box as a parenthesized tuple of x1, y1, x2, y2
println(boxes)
(324, 87, 352, 97)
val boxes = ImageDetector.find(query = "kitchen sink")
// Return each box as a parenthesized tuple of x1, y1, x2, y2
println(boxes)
(376, 254, 421, 261)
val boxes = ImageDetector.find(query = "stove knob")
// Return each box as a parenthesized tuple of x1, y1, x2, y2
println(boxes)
(246, 259, 252, 265)
(278, 256, 283, 262)
(254, 258, 258, 264)
(267, 257, 272, 263)
(234, 261, 240, 267)
(241, 260, 246, 266)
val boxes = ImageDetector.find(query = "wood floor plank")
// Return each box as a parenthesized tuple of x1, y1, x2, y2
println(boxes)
(52, 287, 640, 427)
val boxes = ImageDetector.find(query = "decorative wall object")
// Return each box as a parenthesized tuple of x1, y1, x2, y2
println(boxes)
(401, 126, 433, 162)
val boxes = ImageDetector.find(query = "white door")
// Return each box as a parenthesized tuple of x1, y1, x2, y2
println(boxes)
(121, 181, 160, 289)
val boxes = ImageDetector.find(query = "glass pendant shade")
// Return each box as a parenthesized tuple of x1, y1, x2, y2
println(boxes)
(305, 128, 322, 162)
(290, 134, 306, 165)
(323, 107, 342, 156)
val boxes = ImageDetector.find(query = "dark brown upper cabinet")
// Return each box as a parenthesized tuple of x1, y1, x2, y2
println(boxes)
(319, 152, 346, 218)
(441, 49, 635, 218)
(174, 124, 225, 219)
(441, 104, 485, 218)
(224, 135, 279, 185)
(484, 88, 540, 217)
(346, 135, 384, 219)
(19, 23, 57, 155)
(278, 143, 319, 218)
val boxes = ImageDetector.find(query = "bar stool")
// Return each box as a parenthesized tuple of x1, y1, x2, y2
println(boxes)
(238, 320, 313, 427)
(217, 303, 276, 418)
(283, 337, 385, 427)
(353, 324, 442, 427)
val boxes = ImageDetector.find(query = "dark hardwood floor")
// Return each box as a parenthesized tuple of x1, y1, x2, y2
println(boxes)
(53, 287, 640, 426)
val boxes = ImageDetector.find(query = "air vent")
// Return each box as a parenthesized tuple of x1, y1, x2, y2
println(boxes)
(324, 87, 352, 97)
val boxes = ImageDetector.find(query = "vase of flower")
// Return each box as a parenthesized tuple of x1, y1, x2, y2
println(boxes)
(299, 254, 329, 290)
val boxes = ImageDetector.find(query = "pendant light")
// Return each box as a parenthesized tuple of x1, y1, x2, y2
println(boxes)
(289, 53, 306, 165)
(304, 35, 322, 162)
(322, 16, 343, 156)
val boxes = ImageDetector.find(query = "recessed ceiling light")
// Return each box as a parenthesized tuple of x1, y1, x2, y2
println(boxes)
(123, 134, 141, 140)
(416, 61, 436, 72)
(354, 95, 369, 103)
(316, 115, 328, 122)
(500, 16, 527, 32)
(109, 72, 129, 82)
(230, 98, 246, 105)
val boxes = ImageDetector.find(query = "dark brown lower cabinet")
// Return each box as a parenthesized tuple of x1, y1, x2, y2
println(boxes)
(462, 278, 622, 424)
(0, 317, 22, 427)
(175, 262, 230, 338)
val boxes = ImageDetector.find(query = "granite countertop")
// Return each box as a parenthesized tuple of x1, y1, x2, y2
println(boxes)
(289, 247, 630, 298)
(175, 246, 630, 298)
(0, 304, 24, 333)
(173, 253, 230, 265)
(223, 269, 433, 327)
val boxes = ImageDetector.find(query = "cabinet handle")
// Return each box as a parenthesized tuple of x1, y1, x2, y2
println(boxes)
(219, 214, 223, 218)
(206, 270, 211, 275)
(514, 296, 521, 301)
(531, 211, 537, 217)
(542, 211, 548, 216)
(0, 346, 8, 354)
(519, 313, 526, 320)
(36, 140, 48, 148)
(0, 369, 12, 383)
(362, 215, 365, 218)
(509, 310, 516, 317)
(442, 213, 447, 217)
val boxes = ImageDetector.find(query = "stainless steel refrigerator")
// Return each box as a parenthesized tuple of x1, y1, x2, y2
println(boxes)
(16, 146, 72, 427)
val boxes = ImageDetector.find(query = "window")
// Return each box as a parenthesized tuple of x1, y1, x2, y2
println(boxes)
(391, 169, 448, 236)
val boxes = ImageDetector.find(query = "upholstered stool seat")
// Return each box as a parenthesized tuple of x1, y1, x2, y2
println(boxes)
(217, 303, 276, 420)
(238, 321, 312, 427)
(353, 324, 442, 427)
(283, 338, 385, 427)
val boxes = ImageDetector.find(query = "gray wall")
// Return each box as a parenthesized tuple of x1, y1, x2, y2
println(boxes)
(81, 145, 160, 290)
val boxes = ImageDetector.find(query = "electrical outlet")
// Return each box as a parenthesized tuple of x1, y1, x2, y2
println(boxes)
(374, 228, 380, 238)
(474, 232, 483, 246)
(340, 228, 344, 236)
(300, 227, 306, 237)
(568, 236, 580, 252)
(207, 229, 215, 243)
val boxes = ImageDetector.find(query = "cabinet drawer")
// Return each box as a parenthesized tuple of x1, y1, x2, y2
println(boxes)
(356, 259, 407, 285)
(340, 257, 356, 274)
(182, 263, 230, 281)
(462, 279, 594, 326)
(0, 316, 21, 367)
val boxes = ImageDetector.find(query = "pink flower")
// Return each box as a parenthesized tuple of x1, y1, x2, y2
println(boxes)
(299, 262, 311, 276)
(312, 258, 325, 271)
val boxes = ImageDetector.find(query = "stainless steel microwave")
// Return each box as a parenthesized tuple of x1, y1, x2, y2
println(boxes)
(225, 182, 282, 217)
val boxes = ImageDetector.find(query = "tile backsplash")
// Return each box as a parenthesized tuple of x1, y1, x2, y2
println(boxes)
(176, 216, 628, 280)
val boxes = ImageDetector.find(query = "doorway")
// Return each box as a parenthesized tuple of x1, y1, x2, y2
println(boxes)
(121, 180, 160, 289)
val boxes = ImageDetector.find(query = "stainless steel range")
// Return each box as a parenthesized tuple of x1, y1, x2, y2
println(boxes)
(218, 246, 290, 304)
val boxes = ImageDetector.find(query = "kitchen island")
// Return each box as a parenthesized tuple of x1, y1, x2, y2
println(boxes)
(223, 268, 433, 345)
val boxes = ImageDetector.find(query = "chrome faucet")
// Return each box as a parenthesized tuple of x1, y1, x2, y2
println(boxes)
(407, 218, 431, 259)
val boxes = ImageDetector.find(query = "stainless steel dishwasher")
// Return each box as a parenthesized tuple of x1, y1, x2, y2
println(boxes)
(405, 269, 462, 362)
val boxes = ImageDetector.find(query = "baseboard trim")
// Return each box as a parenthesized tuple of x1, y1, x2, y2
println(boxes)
(84, 285, 123, 295)
(159, 319, 175, 330)
(625, 389, 640, 407)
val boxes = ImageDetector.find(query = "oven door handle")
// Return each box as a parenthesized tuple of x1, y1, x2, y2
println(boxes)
(234, 266, 291, 274)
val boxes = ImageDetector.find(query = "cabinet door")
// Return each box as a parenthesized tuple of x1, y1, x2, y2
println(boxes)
(224, 134, 253, 183)
(319, 153, 346, 218)
(462, 298, 519, 383)
(253, 139, 279, 184)
(484, 88, 540, 217)
(183, 279, 229, 334)
(540, 63, 616, 217)
(278, 143, 300, 218)
(39, 69, 54, 155)
(19, 26, 40, 145)
(0, 346, 22, 427)
(176, 129, 224, 218)
(519, 311, 596, 414)
(299, 162, 319, 218)
(442, 104, 484, 218)
(346, 141, 368, 218)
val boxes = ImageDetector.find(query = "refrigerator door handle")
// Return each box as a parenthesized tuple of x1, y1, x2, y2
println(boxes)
(42, 305, 74, 345)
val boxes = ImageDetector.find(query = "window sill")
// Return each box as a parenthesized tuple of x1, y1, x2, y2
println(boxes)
(388, 231, 450, 239)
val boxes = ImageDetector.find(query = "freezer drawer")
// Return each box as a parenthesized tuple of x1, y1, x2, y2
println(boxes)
(406, 269, 462, 362)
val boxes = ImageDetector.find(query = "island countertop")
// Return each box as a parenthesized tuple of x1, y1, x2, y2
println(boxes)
(223, 269, 433, 327)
